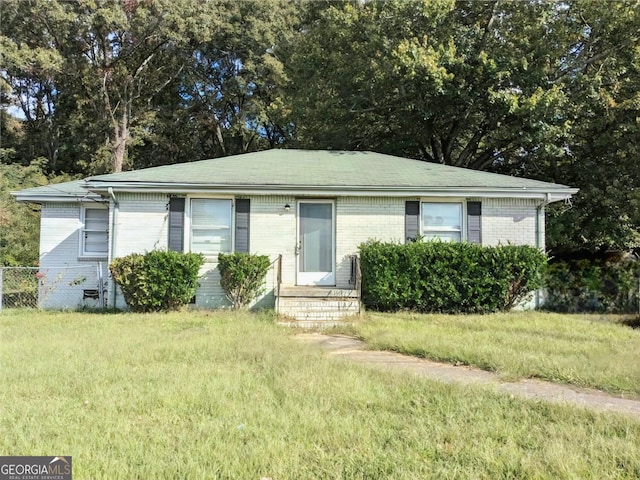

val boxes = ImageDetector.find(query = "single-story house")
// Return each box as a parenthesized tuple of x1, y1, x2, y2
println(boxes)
(14, 149, 577, 321)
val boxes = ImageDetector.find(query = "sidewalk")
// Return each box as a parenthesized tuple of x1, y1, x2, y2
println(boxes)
(295, 333, 640, 421)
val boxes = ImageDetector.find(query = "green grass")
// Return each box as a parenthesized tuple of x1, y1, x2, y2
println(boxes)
(1, 310, 640, 479)
(349, 311, 640, 395)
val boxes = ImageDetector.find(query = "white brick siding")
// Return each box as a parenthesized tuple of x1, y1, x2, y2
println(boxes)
(480, 198, 540, 248)
(40, 203, 82, 266)
(38, 194, 544, 310)
(247, 195, 296, 285)
(112, 193, 169, 255)
(39, 202, 108, 309)
(335, 196, 406, 287)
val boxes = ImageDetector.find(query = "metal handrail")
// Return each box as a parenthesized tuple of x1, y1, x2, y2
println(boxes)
(270, 254, 282, 314)
(276, 254, 282, 298)
(349, 254, 362, 298)
(355, 256, 362, 299)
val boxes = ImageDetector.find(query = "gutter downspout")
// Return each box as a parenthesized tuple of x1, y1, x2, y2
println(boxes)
(535, 193, 552, 308)
(108, 187, 119, 309)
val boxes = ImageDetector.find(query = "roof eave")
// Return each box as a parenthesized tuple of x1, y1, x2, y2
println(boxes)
(84, 181, 578, 201)
(12, 191, 106, 204)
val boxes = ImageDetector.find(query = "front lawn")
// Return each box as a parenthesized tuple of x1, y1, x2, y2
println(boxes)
(1, 310, 639, 479)
(350, 311, 640, 396)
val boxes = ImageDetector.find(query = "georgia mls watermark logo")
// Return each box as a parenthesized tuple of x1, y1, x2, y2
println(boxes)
(0, 456, 72, 480)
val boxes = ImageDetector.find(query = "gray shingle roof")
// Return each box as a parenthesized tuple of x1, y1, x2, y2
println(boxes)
(11, 180, 102, 202)
(88, 150, 572, 190)
(15, 150, 577, 201)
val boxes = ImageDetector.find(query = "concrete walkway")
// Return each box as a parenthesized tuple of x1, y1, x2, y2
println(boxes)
(295, 333, 640, 421)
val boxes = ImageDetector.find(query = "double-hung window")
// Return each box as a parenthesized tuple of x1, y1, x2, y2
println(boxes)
(421, 202, 463, 242)
(81, 205, 109, 257)
(189, 199, 232, 255)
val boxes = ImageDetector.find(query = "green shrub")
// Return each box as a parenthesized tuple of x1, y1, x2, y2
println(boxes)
(358, 240, 546, 313)
(110, 250, 204, 312)
(544, 259, 640, 313)
(218, 252, 271, 310)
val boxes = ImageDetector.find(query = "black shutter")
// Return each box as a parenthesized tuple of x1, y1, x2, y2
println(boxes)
(235, 199, 250, 252)
(467, 201, 482, 245)
(405, 201, 420, 244)
(168, 197, 185, 252)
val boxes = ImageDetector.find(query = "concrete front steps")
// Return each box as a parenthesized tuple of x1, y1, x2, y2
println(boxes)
(276, 285, 361, 327)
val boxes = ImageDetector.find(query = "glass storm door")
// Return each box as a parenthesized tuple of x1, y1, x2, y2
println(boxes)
(297, 201, 335, 286)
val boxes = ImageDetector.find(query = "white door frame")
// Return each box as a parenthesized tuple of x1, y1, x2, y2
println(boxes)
(296, 200, 336, 286)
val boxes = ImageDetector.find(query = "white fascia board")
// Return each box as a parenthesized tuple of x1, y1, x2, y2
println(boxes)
(12, 192, 106, 204)
(85, 182, 578, 201)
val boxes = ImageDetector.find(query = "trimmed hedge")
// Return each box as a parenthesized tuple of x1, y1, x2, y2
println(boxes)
(218, 252, 271, 310)
(358, 240, 546, 313)
(544, 259, 640, 313)
(110, 250, 204, 312)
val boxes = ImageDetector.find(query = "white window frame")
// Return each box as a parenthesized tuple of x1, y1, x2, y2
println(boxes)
(420, 199, 466, 242)
(186, 197, 234, 257)
(79, 204, 109, 258)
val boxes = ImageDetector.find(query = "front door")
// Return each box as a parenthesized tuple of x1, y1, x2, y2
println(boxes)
(297, 201, 335, 286)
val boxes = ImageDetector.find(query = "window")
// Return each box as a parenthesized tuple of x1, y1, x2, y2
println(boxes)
(81, 206, 109, 257)
(189, 199, 232, 255)
(421, 202, 462, 242)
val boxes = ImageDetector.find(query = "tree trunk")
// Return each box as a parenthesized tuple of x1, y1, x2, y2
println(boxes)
(112, 110, 129, 173)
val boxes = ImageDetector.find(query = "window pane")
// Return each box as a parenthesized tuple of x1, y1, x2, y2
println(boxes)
(300, 203, 332, 273)
(422, 232, 462, 243)
(422, 203, 462, 231)
(85, 232, 109, 254)
(422, 203, 462, 243)
(85, 208, 108, 231)
(83, 208, 108, 256)
(190, 199, 232, 254)
(191, 228, 231, 253)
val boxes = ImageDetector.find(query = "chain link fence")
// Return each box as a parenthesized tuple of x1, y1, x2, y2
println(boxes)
(0, 264, 107, 311)
(0, 267, 39, 309)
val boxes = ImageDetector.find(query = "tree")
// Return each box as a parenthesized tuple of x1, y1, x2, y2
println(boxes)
(1, 0, 299, 173)
(285, 0, 640, 253)
(2, 0, 638, 254)
(287, 0, 572, 168)
(0, 1, 65, 170)
(1, 0, 223, 173)
(0, 162, 60, 266)
(54, 0, 221, 173)
(543, 1, 640, 253)
(157, 0, 300, 161)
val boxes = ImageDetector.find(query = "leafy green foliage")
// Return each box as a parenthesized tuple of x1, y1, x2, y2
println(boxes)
(2, 0, 640, 254)
(0, 162, 74, 266)
(358, 240, 546, 313)
(543, 1, 640, 253)
(0, 0, 299, 173)
(544, 259, 640, 313)
(287, 0, 640, 253)
(109, 250, 204, 312)
(218, 252, 271, 310)
(287, 0, 574, 168)
(0, 164, 44, 266)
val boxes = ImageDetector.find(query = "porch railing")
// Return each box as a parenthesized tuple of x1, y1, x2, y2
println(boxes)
(273, 254, 282, 314)
(276, 254, 282, 298)
(349, 254, 362, 298)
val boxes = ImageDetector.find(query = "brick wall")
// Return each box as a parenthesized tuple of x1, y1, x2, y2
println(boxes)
(39, 194, 544, 309)
(480, 198, 541, 248)
(111, 193, 169, 256)
(39, 203, 108, 309)
(335, 196, 407, 287)
(40, 203, 82, 267)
